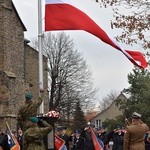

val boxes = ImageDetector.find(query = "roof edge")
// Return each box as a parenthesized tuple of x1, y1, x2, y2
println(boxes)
(12, 1, 27, 31)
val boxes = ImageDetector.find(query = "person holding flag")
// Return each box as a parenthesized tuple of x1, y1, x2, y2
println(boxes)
(0, 129, 10, 150)
(6, 121, 20, 150)
(81, 125, 104, 150)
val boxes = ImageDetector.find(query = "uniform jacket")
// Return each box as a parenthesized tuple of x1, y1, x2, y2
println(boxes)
(123, 122, 149, 150)
(17, 97, 42, 131)
(80, 130, 94, 150)
(61, 134, 69, 150)
(98, 131, 108, 150)
(23, 121, 52, 150)
(72, 136, 85, 150)
(112, 131, 124, 150)
(0, 133, 10, 150)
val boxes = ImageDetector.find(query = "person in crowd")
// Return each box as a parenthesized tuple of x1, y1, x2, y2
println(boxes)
(55, 128, 60, 137)
(72, 130, 84, 150)
(107, 125, 125, 150)
(123, 112, 149, 150)
(145, 130, 150, 150)
(17, 128, 23, 150)
(12, 131, 17, 139)
(97, 127, 108, 150)
(17, 92, 43, 131)
(61, 127, 70, 150)
(55, 128, 67, 150)
(23, 117, 53, 150)
(0, 130, 10, 150)
(80, 126, 95, 150)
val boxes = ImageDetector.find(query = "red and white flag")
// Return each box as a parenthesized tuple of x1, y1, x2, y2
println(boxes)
(90, 127, 103, 150)
(45, 0, 147, 69)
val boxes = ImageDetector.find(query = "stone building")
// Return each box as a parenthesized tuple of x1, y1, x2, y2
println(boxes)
(0, 0, 48, 130)
(90, 93, 127, 127)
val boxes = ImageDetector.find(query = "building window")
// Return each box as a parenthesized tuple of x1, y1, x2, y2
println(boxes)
(95, 119, 101, 127)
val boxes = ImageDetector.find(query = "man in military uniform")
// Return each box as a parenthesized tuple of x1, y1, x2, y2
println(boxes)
(123, 112, 149, 150)
(23, 117, 53, 150)
(17, 92, 43, 131)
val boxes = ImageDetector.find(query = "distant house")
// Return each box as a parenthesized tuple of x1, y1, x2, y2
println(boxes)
(85, 111, 99, 123)
(90, 93, 127, 127)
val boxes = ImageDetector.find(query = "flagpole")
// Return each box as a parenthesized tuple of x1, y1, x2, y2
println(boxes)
(38, 0, 44, 114)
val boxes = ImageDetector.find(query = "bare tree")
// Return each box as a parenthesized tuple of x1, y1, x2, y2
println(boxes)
(99, 90, 118, 111)
(95, 0, 150, 49)
(40, 32, 97, 123)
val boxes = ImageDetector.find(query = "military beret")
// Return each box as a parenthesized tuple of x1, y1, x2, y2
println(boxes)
(132, 112, 141, 119)
(25, 92, 33, 99)
(29, 117, 38, 123)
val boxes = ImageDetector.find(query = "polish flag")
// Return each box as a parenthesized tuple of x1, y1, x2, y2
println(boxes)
(90, 127, 104, 150)
(45, 0, 147, 69)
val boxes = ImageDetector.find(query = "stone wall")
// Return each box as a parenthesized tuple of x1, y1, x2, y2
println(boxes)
(0, 0, 48, 131)
(0, 0, 26, 130)
(24, 44, 49, 113)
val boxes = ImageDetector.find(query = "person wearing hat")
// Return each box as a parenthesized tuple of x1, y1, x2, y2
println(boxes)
(23, 117, 53, 150)
(80, 126, 95, 150)
(17, 92, 43, 131)
(107, 125, 125, 150)
(72, 130, 85, 150)
(123, 112, 149, 150)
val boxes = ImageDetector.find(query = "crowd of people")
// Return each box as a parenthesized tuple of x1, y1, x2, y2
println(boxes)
(0, 128, 23, 150)
(57, 112, 150, 150)
(0, 92, 150, 150)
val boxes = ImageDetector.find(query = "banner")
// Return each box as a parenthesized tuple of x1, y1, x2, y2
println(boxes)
(55, 134, 65, 150)
(90, 127, 103, 150)
(6, 122, 20, 150)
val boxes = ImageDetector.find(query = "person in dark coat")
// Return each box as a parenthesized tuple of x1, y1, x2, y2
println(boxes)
(61, 127, 70, 150)
(97, 127, 108, 150)
(17, 128, 23, 150)
(80, 127, 94, 150)
(72, 130, 84, 150)
(145, 131, 150, 150)
(107, 126, 125, 150)
(0, 130, 10, 150)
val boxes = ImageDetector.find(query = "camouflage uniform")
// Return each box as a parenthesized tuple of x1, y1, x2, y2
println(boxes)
(17, 96, 42, 131)
(23, 120, 52, 150)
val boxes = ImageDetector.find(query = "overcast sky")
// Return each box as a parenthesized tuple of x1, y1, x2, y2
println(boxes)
(12, 0, 139, 102)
